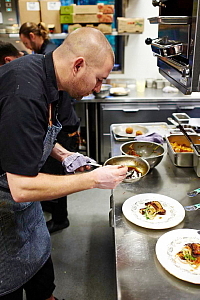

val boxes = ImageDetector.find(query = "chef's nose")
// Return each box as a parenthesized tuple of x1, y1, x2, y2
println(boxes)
(93, 82, 102, 93)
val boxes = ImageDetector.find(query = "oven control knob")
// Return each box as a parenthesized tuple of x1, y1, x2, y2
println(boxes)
(152, 0, 160, 6)
(152, 0, 168, 7)
(145, 38, 152, 45)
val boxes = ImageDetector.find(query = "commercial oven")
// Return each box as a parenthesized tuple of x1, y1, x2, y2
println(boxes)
(146, 0, 200, 95)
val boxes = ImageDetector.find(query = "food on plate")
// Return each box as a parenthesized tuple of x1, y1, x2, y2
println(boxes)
(126, 166, 142, 179)
(136, 130, 143, 136)
(170, 142, 194, 153)
(176, 243, 200, 268)
(126, 127, 133, 134)
(139, 201, 166, 220)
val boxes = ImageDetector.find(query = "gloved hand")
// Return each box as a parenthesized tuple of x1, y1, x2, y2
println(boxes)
(91, 165, 128, 189)
(62, 152, 97, 173)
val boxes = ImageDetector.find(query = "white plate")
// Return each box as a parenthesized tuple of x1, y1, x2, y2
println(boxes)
(122, 193, 185, 229)
(156, 229, 200, 284)
(113, 124, 149, 138)
(110, 87, 130, 96)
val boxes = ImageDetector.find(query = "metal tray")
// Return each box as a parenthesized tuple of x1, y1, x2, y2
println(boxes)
(166, 134, 200, 167)
(111, 122, 170, 141)
(192, 144, 200, 177)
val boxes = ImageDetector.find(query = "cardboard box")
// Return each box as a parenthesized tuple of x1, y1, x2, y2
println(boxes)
(60, 13, 113, 24)
(60, 4, 114, 15)
(117, 17, 144, 33)
(40, 0, 61, 33)
(18, 0, 41, 25)
(68, 23, 112, 34)
(68, 24, 82, 33)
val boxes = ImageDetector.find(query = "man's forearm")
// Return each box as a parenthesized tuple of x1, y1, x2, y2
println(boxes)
(6, 172, 95, 203)
(50, 142, 73, 162)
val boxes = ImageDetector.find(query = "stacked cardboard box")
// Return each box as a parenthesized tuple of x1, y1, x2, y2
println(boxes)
(117, 17, 144, 33)
(60, 4, 114, 24)
(68, 23, 112, 34)
(40, 0, 61, 33)
(18, 0, 40, 25)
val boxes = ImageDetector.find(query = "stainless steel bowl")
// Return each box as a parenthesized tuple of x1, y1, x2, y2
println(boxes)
(104, 155, 150, 183)
(93, 84, 112, 99)
(120, 141, 165, 169)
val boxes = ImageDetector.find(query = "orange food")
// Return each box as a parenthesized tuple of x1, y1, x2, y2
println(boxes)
(126, 127, 133, 134)
(170, 142, 194, 153)
(136, 130, 143, 136)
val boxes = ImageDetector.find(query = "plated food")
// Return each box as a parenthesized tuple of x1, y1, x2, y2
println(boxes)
(122, 193, 185, 229)
(176, 243, 200, 268)
(139, 200, 166, 220)
(112, 124, 149, 138)
(156, 229, 200, 283)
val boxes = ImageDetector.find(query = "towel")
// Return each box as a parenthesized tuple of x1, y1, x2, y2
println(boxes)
(134, 132, 164, 144)
(62, 152, 97, 173)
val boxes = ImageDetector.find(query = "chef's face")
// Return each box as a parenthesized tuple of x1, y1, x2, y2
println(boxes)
(68, 56, 113, 101)
(20, 34, 39, 53)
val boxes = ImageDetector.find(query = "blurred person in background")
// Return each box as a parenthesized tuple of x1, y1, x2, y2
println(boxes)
(0, 40, 24, 65)
(19, 22, 57, 54)
(19, 22, 80, 233)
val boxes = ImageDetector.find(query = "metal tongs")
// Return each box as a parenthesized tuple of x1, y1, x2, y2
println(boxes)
(184, 203, 200, 211)
(184, 188, 200, 211)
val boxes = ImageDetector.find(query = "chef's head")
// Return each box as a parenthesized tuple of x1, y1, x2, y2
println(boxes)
(53, 27, 114, 101)
(0, 41, 23, 66)
(19, 22, 49, 53)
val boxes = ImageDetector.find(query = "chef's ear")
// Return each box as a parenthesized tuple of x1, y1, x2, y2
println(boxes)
(29, 32, 35, 41)
(73, 57, 85, 75)
(4, 56, 13, 64)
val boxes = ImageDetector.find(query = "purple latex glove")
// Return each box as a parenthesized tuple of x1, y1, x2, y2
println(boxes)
(62, 152, 97, 173)
(134, 132, 164, 144)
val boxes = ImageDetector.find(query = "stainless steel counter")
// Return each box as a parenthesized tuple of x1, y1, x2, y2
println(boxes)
(76, 89, 200, 162)
(80, 88, 200, 103)
(110, 132, 200, 300)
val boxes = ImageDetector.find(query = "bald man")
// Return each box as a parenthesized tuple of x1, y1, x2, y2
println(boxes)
(0, 28, 127, 300)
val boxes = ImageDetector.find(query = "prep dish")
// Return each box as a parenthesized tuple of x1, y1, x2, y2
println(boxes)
(166, 134, 200, 167)
(120, 141, 165, 168)
(104, 155, 150, 183)
(112, 124, 149, 138)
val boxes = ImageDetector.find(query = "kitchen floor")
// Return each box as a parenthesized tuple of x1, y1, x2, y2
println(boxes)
(46, 189, 117, 300)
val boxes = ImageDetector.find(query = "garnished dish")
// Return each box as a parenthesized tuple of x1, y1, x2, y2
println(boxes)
(156, 229, 200, 283)
(139, 201, 166, 220)
(170, 142, 194, 153)
(176, 243, 200, 268)
(122, 193, 185, 229)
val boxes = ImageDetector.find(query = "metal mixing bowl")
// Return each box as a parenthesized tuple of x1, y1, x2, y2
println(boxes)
(104, 155, 150, 183)
(120, 141, 165, 168)
(93, 84, 112, 98)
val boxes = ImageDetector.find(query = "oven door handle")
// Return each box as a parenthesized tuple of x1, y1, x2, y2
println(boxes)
(123, 107, 160, 112)
(178, 106, 195, 110)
